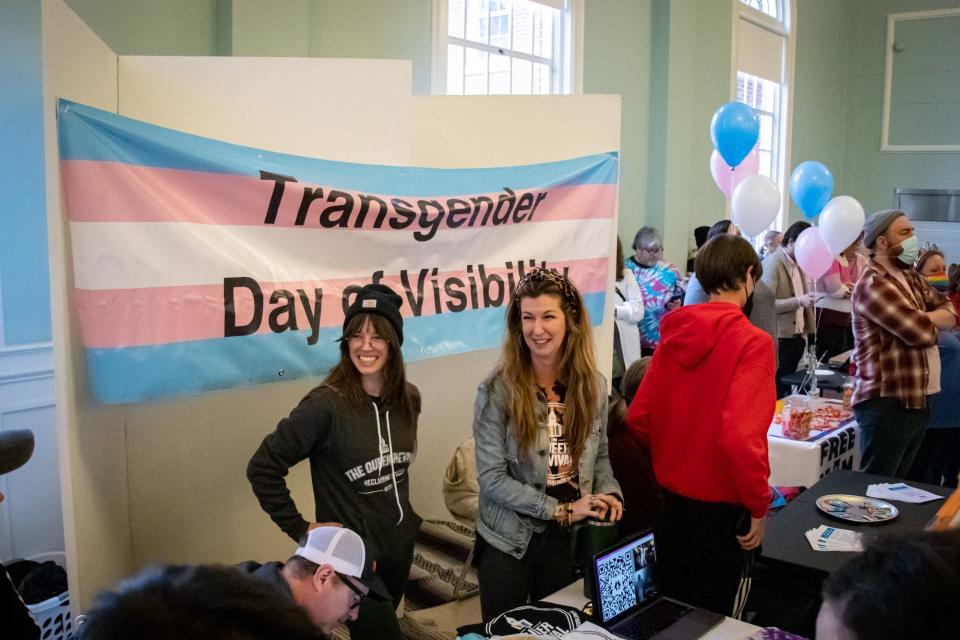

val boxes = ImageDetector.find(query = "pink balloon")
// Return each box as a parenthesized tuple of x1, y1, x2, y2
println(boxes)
(794, 227, 834, 280)
(710, 147, 760, 198)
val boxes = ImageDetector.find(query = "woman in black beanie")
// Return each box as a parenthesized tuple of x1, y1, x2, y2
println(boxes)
(248, 283, 420, 640)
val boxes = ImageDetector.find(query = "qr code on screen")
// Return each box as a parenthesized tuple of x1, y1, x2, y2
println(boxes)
(597, 549, 637, 620)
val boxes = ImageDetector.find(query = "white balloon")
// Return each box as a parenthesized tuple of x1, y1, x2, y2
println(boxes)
(819, 195, 865, 256)
(731, 175, 781, 236)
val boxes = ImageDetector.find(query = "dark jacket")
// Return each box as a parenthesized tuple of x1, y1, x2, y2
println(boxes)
(247, 384, 422, 601)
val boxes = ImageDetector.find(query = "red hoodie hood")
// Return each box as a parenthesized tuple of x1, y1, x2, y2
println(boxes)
(658, 302, 748, 369)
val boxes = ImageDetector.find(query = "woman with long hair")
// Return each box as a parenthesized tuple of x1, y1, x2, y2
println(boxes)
(473, 267, 623, 619)
(247, 284, 420, 640)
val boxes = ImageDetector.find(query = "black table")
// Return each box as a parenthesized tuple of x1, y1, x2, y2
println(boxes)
(778, 368, 848, 395)
(761, 470, 950, 575)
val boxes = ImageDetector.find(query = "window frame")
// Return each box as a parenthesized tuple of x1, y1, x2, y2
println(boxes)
(431, 0, 584, 96)
(738, 0, 787, 27)
(730, 0, 795, 235)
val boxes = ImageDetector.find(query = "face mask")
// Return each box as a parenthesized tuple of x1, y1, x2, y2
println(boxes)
(894, 235, 919, 266)
(927, 274, 950, 291)
(742, 279, 755, 317)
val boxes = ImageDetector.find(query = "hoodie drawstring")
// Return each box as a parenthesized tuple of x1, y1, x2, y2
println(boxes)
(372, 402, 404, 525)
(385, 410, 404, 525)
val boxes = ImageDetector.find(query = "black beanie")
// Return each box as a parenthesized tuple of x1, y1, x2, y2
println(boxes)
(342, 284, 404, 345)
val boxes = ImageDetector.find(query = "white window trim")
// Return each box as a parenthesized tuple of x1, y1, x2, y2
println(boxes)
(882, 8, 960, 152)
(729, 0, 796, 233)
(431, 0, 584, 95)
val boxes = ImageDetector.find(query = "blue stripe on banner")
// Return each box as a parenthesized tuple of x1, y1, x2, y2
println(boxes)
(85, 291, 605, 404)
(58, 100, 618, 195)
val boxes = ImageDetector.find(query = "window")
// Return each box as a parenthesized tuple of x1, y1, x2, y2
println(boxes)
(738, 0, 784, 22)
(434, 0, 581, 95)
(736, 72, 780, 183)
(734, 0, 793, 234)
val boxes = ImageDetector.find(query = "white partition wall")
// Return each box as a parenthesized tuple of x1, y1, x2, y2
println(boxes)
(118, 56, 415, 164)
(42, 0, 620, 612)
(41, 0, 128, 613)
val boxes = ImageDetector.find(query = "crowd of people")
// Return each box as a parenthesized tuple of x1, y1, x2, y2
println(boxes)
(5, 209, 960, 640)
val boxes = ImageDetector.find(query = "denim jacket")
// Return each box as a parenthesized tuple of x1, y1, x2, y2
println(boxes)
(472, 370, 622, 558)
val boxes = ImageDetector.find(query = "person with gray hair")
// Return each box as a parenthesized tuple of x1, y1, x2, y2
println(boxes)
(625, 226, 684, 355)
(759, 230, 782, 259)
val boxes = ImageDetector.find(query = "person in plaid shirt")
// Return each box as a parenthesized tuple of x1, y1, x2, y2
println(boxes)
(851, 210, 960, 477)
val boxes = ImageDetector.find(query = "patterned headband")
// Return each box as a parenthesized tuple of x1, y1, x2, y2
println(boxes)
(513, 267, 581, 318)
(915, 242, 942, 270)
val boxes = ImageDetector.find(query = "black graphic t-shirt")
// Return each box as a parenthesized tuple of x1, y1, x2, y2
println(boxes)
(456, 601, 585, 638)
(542, 382, 580, 503)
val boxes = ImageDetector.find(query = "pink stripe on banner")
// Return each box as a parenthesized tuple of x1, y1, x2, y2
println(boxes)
(76, 258, 609, 348)
(60, 160, 616, 230)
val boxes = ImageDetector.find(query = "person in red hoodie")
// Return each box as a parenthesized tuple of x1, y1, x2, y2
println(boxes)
(627, 234, 776, 619)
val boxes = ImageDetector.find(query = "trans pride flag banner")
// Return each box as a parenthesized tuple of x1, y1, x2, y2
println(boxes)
(57, 99, 618, 404)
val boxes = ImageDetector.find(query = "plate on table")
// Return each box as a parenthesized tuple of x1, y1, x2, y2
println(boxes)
(816, 494, 899, 523)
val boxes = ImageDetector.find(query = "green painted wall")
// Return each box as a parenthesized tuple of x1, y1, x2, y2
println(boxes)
(779, 0, 960, 222)
(64, 0, 217, 55)
(689, 0, 734, 228)
(308, 0, 432, 95)
(841, 0, 960, 214)
(582, 0, 652, 245)
(888, 14, 960, 146)
(644, 0, 732, 268)
(231, 0, 310, 57)
(789, 0, 854, 223)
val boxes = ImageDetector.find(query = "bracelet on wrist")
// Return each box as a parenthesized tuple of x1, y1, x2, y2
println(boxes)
(554, 502, 572, 527)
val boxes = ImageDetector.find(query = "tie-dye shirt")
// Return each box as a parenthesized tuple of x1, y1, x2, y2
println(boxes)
(625, 257, 684, 349)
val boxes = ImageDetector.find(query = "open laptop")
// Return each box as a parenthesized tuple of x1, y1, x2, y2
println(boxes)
(590, 529, 724, 640)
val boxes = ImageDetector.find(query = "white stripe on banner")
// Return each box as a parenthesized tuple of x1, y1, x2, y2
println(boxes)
(70, 218, 615, 290)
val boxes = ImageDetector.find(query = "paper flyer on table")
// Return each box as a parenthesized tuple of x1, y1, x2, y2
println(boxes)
(866, 483, 944, 504)
(805, 525, 864, 552)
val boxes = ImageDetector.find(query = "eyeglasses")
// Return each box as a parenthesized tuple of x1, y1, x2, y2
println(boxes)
(348, 333, 387, 348)
(334, 571, 367, 610)
(639, 245, 663, 254)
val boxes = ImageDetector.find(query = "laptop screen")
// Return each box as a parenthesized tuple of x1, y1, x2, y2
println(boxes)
(593, 530, 661, 623)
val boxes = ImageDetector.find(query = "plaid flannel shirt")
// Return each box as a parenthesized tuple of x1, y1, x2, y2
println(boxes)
(851, 260, 948, 409)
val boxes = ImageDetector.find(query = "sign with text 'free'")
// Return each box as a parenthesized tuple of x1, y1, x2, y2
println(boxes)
(57, 100, 618, 403)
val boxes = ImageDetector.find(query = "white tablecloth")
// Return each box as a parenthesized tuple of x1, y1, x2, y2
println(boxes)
(767, 419, 860, 488)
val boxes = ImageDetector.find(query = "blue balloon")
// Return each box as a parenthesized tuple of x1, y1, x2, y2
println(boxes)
(710, 102, 760, 168)
(789, 161, 834, 218)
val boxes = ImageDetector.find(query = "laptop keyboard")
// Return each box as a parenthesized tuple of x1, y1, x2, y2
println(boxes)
(615, 599, 692, 640)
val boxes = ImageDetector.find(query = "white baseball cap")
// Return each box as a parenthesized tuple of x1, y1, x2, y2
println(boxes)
(295, 527, 389, 599)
